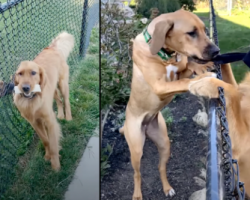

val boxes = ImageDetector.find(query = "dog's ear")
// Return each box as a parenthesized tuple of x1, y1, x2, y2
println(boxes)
(150, 20, 174, 55)
(39, 66, 47, 90)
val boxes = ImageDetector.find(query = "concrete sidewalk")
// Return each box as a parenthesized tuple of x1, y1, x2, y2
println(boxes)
(64, 135, 99, 200)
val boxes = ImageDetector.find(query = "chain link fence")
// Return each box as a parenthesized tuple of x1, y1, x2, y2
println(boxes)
(0, 0, 98, 197)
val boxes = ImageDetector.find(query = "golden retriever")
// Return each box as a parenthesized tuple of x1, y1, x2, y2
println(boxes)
(14, 32, 74, 170)
(189, 63, 250, 196)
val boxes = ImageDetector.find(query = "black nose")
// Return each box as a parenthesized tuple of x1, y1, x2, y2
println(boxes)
(210, 45, 220, 59)
(211, 48, 220, 58)
(22, 84, 30, 92)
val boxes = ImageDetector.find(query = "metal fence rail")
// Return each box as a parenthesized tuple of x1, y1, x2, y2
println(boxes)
(0, 0, 98, 197)
(207, 0, 245, 199)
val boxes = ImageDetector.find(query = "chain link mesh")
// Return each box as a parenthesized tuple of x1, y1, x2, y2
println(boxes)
(209, 0, 245, 199)
(0, 0, 98, 197)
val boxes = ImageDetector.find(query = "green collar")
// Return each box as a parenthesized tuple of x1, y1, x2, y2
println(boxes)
(143, 27, 173, 61)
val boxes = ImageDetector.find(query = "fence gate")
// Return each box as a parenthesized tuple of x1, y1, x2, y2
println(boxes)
(0, 0, 98, 197)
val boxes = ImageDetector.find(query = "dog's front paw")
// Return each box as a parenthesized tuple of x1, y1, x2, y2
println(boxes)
(188, 61, 215, 75)
(189, 77, 219, 98)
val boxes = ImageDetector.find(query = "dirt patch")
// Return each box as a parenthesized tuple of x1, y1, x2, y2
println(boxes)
(101, 93, 208, 200)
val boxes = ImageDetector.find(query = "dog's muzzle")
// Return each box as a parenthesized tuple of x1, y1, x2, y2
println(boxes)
(14, 84, 41, 99)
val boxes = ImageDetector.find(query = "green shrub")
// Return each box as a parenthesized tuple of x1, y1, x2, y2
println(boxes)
(101, 144, 113, 179)
(162, 107, 173, 126)
(136, 0, 196, 18)
(101, 2, 145, 109)
(179, 0, 196, 11)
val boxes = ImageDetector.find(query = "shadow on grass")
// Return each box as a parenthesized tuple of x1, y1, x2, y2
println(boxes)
(195, 11, 250, 82)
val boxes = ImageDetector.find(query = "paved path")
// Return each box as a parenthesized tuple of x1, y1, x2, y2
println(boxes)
(64, 134, 99, 200)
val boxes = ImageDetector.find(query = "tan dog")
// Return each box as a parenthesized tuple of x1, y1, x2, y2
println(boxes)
(119, 10, 219, 199)
(14, 32, 74, 170)
(189, 63, 250, 196)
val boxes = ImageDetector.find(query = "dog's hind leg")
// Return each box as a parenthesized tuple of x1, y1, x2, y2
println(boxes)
(124, 112, 145, 200)
(146, 112, 175, 197)
(54, 88, 64, 119)
(58, 68, 72, 121)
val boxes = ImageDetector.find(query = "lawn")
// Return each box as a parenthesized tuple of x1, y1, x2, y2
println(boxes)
(195, 8, 250, 82)
(1, 27, 99, 200)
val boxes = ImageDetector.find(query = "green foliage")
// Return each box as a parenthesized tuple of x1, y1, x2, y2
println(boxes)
(179, 0, 196, 11)
(101, 2, 144, 109)
(137, 0, 196, 18)
(136, 0, 169, 18)
(181, 116, 187, 122)
(101, 143, 113, 179)
(162, 107, 173, 126)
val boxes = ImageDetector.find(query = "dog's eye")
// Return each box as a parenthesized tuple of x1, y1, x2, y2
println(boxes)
(18, 72, 22, 76)
(187, 31, 196, 38)
(31, 71, 36, 75)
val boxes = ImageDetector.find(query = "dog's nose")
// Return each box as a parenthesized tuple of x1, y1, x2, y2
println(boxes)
(22, 84, 30, 92)
(209, 45, 220, 59)
(211, 47, 220, 58)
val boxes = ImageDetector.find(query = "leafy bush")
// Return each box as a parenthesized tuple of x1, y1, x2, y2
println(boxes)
(137, 0, 196, 18)
(101, 143, 113, 179)
(101, 2, 146, 109)
(179, 0, 196, 11)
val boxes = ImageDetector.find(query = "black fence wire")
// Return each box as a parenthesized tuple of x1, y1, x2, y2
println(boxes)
(0, 0, 98, 197)
(207, 0, 245, 199)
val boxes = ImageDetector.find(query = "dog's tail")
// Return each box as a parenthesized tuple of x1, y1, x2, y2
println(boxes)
(49, 31, 74, 60)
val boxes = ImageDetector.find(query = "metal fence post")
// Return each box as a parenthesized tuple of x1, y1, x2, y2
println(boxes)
(206, 99, 224, 200)
(79, 0, 89, 57)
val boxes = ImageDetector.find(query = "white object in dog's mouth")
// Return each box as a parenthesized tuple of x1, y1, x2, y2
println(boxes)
(23, 92, 34, 98)
(14, 84, 41, 94)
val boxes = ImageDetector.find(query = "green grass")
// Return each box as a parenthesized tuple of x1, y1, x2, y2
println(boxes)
(195, 8, 250, 82)
(1, 28, 99, 200)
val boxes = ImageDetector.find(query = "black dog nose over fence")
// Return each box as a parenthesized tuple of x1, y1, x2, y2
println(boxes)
(207, 0, 245, 199)
(0, 0, 98, 198)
